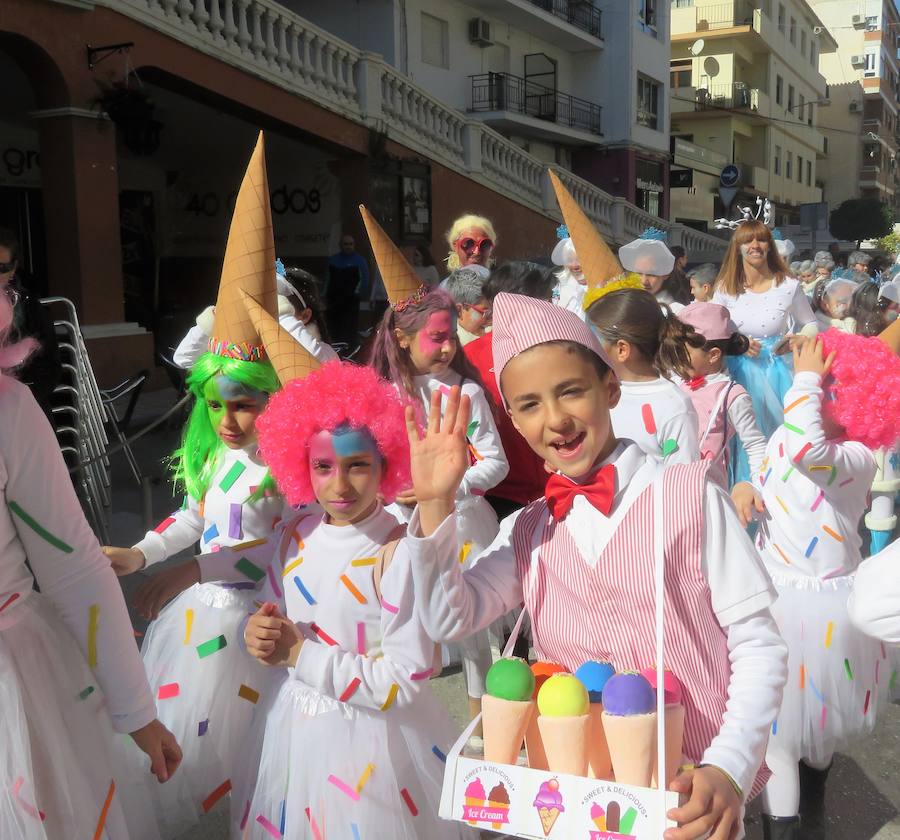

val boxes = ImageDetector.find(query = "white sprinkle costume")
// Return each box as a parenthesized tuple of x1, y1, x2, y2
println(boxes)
(134, 447, 290, 837)
(611, 377, 700, 464)
(195, 507, 473, 840)
(754, 372, 886, 765)
(0, 379, 159, 840)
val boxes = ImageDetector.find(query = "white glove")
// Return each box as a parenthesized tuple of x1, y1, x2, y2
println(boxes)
(196, 305, 216, 335)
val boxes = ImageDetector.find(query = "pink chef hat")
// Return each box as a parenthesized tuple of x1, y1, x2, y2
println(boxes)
(677, 302, 737, 342)
(491, 292, 612, 395)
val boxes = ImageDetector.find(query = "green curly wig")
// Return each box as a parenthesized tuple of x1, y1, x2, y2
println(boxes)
(171, 352, 281, 502)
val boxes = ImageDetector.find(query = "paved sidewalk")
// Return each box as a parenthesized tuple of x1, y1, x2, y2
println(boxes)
(104, 387, 900, 840)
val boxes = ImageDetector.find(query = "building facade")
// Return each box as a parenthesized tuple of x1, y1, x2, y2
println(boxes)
(811, 0, 900, 216)
(669, 0, 835, 229)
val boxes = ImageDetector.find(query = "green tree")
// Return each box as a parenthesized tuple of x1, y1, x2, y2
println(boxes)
(829, 198, 893, 248)
(876, 230, 900, 255)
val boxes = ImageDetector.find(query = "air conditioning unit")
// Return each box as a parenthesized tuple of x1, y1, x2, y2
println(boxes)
(849, 100, 861, 112)
(850, 54, 866, 66)
(468, 18, 493, 47)
(851, 13, 865, 25)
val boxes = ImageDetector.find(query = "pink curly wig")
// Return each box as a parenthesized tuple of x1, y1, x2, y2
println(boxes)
(255, 360, 410, 506)
(817, 328, 900, 449)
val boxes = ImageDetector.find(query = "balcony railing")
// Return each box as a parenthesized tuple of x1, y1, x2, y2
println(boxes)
(526, 0, 603, 39)
(470, 72, 602, 135)
(694, 82, 760, 111)
(695, 1, 759, 30)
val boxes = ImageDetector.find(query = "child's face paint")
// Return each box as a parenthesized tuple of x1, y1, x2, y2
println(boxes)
(308, 425, 383, 525)
(501, 342, 620, 481)
(203, 375, 269, 450)
(403, 309, 457, 376)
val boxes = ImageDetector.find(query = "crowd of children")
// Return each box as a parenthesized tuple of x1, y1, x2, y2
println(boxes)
(3, 132, 900, 840)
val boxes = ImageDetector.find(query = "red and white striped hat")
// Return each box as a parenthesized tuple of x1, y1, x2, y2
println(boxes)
(491, 292, 612, 393)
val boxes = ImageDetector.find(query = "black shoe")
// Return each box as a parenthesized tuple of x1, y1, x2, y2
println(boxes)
(798, 762, 831, 840)
(762, 815, 801, 840)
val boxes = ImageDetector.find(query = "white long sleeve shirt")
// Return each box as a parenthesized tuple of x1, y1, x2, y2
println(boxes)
(713, 277, 817, 340)
(612, 377, 700, 464)
(0, 379, 156, 733)
(848, 538, 900, 644)
(405, 442, 787, 796)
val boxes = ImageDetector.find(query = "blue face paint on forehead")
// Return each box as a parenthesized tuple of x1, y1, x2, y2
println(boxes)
(331, 423, 379, 458)
(214, 374, 268, 404)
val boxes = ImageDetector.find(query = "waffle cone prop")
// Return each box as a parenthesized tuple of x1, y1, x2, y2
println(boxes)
(240, 289, 320, 384)
(535, 674, 590, 776)
(601, 673, 658, 787)
(359, 204, 424, 308)
(210, 131, 278, 359)
(482, 694, 533, 765)
(548, 170, 622, 289)
(879, 317, 900, 356)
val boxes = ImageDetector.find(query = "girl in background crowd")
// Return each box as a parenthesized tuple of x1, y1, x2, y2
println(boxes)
(411, 244, 441, 287)
(810, 274, 859, 333)
(618, 227, 688, 310)
(551, 223, 587, 318)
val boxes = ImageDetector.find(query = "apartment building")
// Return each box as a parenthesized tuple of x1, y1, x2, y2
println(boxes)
(669, 0, 836, 230)
(811, 0, 900, 215)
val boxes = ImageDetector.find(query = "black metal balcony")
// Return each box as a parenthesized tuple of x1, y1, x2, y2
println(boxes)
(469, 72, 602, 135)
(693, 82, 758, 110)
(526, 0, 603, 39)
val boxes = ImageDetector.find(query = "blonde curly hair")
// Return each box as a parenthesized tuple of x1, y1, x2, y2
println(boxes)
(445, 214, 498, 270)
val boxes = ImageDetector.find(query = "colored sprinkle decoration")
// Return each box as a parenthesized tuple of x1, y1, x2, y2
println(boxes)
(154, 516, 176, 534)
(294, 575, 316, 605)
(844, 659, 854, 681)
(232, 537, 267, 551)
(255, 814, 282, 839)
(792, 442, 812, 464)
(197, 635, 228, 659)
(799, 665, 806, 690)
(432, 745, 447, 763)
(381, 683, 400, 711)
(810, 490, 825, 512)
(774, 544, 791, 564)
(357, 623, 366, 655)
(202, 779, 232, 813)
(13, 777, 46, 821)
(184, 609, 195, 645)
(87, 604, 100, 668)
(219, 461, 247, 493)
(784, 423, 805, 436)
(661, 438, 679, 458)
(400, 788, 418, 817)
(781, 465, 795, 482)
(0, 591, 19, 613)
(891, 671, 898, 692)
(158, 683, 180, 700)
(235, 557, 265, 583)
(381, 598, 399, 615)
(328, 774, 361, 801)
(312, 623, 338, 646)
(827, 467, 838, 486)
(356, 763, 375, 793)
(809, 676, 824, 703)
(266, 565, 283, 599)
(771, 720, 777, 736)
(203, 523, 219, 543)
(228, 503, 243, 540)
(410, 668, 433, 681)
(280, 801, 286, 835)
(241, 800, 251, 830)
(864, 689, 871, 716)
(340, 574, 367, 604)
(92, 780, 116, 840)
(238, 684, 260, 704)
(351, 824, 362, 840)
(820, 706, 827, 731)
(838, 478, 854, 487)
(305, 807, 323, 840)
(282, 557, 303, 577)
(79, 685, 95, 701)
(822, 525, 844, 542)
(9, 502, 73, 552)
(352, 557, 376, 567)
(805, 537, 818, 558)
(339, 678, 361, 703)
(641, 403, 657, 434)
(783, 395, 808, 413)
(824, 622, 834, 649)
(198, 719, 209, 737)
(775, 496, 789, 514)
(458, 541, 473, 565)
(762, 467, 772, 486)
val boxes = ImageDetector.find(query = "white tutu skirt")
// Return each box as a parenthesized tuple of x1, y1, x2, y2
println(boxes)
(768, 574, 889, 765)
(232, 679, 475, 840)
(138, 582, 283, 838)
(0, 592, 159, 840)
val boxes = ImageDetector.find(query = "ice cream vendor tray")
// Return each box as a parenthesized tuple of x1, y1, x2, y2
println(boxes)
(439, 717, 678, 840)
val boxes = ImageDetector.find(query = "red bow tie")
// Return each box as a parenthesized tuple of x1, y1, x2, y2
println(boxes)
(545, 464, 616, 521)
(686, 375, 707, 391)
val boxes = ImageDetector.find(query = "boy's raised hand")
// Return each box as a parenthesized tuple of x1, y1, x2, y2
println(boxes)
(666, 765, 742, 840)
(793, 337, 835, 378)
(406, 386, 471, 536)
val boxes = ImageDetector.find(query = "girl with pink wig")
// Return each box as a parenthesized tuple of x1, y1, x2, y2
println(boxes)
(756, 331, 900, 836)
(189, 360, 473, 840)
(369, 286, 509, 739)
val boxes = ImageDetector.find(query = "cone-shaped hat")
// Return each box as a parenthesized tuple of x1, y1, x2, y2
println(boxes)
(359, 205, 425, 309)
(209, 131, 277, 360)
(240, 289, 319, 385)
(879, 317, 900, 357)
(549, 170, 622, 289)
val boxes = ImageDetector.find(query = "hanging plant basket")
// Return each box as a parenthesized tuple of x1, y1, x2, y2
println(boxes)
(92, 79, 162, 156)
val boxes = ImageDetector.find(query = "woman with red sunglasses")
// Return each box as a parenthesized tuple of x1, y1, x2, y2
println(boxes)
(445, 214, 497, 277)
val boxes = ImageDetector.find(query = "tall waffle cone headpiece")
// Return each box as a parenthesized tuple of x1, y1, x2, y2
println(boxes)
(549, 170, 623, 289)
(879, 317, 900, 357)
(359, 205, 426, 310)
(240, 289, 320, 385)
(209, 131, 278, 360)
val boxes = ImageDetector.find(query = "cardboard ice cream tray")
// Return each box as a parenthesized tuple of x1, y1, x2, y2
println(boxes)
(439, 715, 679, 839)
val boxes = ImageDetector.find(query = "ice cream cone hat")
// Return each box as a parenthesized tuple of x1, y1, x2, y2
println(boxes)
(359, 204, 426, 311)
(879, 317, 900, 356)
(240, 289, 320, 385)
(209, 131, 278, 361)
(549, 170, 622, 289)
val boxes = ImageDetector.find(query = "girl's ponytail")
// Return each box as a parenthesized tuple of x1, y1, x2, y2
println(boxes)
(655, 304, 694, 380)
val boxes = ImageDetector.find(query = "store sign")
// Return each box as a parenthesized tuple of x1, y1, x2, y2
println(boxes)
(0, 123, 41, 187)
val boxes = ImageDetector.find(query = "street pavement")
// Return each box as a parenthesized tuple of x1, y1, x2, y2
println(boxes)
(103, 388, 900, 840)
